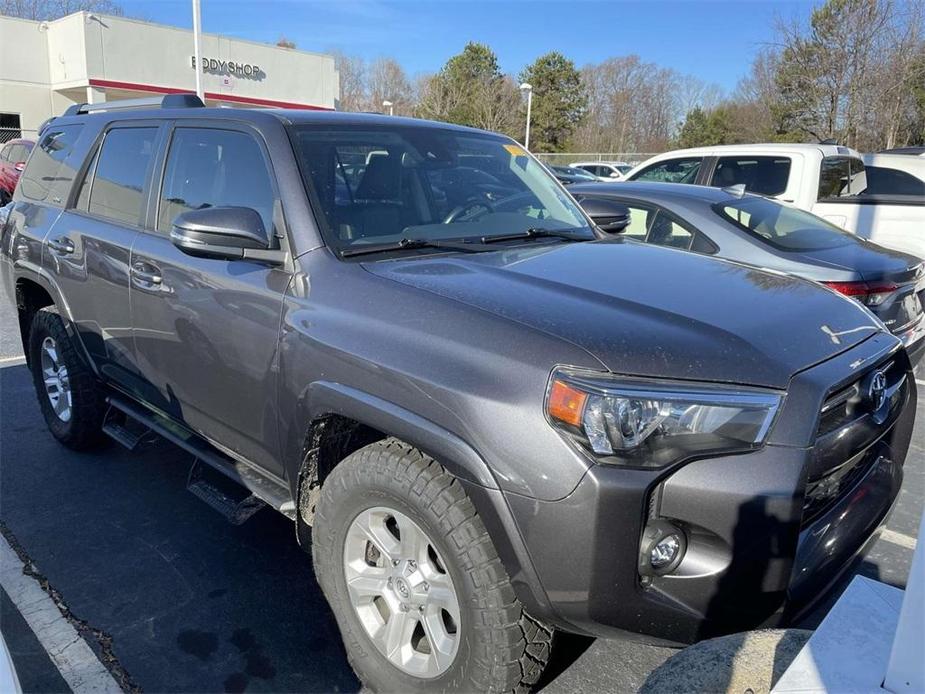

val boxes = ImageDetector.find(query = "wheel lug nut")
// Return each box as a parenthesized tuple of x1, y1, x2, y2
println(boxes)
(418, 605, 424, 613)
(393, 559, 400, 566)
(399, 604, 409, 612)
(422, 583, 429, 592)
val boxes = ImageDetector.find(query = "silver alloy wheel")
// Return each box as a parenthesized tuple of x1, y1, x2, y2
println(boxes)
(40, 336, 71, 422)
(343, 506, 461, 678)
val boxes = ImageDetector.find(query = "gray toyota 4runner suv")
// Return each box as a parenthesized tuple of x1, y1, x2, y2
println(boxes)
(1, 95, 917, 693)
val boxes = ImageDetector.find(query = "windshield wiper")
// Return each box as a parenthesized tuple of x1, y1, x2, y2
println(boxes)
(340, 237, 493, 258)
(479, 227, 591, 244)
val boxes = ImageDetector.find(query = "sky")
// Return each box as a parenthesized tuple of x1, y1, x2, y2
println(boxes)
(121, 0, 818, 93)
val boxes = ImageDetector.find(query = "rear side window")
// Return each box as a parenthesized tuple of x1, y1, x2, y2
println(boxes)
(19, 124, 84, 202)
(87, 127, 158, 226)
(157, 128, 275, 234)
(631, 157, 702, 184)
(863, 166, 925, 196)
(716, 195, 852, 251)
(709, 156, 791, 196)
(818, 157, 867, 199)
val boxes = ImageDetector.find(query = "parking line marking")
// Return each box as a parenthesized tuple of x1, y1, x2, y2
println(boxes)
(880, 528, 917, 551)
(0, 536, 122, 693)
(916, 379, 925, 388)
(0, 355, 25, 366)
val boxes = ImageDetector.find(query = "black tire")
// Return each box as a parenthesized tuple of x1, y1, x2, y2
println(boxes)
(313, 438, 552, 693)
(28, 306, 107, 450)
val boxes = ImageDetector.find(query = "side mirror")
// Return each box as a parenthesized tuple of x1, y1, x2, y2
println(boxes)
(609, 171, 621, 179)
(171, 206, 285, 264)
(578, 197, 631, 233)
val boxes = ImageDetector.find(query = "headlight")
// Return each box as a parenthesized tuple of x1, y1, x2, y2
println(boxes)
(546, 368, 781, 468)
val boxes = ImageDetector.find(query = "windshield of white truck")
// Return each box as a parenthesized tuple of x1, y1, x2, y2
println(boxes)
(291, 124, 594, 255)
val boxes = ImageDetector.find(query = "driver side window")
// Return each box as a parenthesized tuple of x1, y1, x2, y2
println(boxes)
(632, 157, 702, 184)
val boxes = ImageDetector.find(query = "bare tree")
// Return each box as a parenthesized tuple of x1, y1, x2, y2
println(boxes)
(329, 49, 367, 113)
(0, 0, 123, 19)
(572, 56, 686, 153)
(774, 0, 924, 148)
(366, 58, 413, 115)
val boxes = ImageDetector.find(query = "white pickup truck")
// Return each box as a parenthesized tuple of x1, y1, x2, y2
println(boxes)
(624, 143, 925, 258)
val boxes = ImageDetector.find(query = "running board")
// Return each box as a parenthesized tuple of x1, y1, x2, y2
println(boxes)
(186, 458, 265, 525)
(102, 405, 151, 450)
(105, 396, 296, 521)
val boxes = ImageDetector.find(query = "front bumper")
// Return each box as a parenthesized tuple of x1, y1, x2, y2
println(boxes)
(505, 332, 916, 644)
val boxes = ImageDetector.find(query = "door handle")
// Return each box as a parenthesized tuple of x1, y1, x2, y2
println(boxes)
(131, 262, 162, 285)
(47, 237, 75, 255)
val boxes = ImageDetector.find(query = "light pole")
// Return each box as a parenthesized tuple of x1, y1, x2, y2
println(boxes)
(382, 100, 394, 116)
(192, 0, 204, 102)
(519, 82, 533, 150)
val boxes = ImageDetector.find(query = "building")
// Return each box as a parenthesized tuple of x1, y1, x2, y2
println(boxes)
(0, 11, 339, 138)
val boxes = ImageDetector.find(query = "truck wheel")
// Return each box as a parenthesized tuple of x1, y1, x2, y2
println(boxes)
(28, 307, 106, 450)
(313, 438, 551, 693)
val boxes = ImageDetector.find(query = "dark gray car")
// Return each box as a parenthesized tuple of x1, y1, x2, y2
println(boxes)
(571, 181, 925, 363)
(0, 96, 917, 693)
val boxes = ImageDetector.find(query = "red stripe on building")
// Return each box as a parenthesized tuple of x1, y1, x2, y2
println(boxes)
(88, 78, 333, 110)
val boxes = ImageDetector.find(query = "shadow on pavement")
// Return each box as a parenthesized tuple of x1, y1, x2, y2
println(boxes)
(1, 363, 360, 693)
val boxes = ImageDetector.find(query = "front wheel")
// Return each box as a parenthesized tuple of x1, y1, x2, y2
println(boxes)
(28, 307, 107, 449)
(312, 438, 551, 693)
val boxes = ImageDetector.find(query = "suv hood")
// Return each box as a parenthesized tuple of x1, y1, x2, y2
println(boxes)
(364, 239, 882, 388)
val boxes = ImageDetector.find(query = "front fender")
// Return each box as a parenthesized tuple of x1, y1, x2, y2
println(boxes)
(293, 380, 498, 490)
(287, 379, 557, 623)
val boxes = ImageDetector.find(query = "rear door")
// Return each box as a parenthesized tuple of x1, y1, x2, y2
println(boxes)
(48, 122, 162, 388)
(129, 121, 290, 476)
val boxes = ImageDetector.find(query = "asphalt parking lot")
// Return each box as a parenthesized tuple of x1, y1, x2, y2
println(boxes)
(1, 290, 922, 693)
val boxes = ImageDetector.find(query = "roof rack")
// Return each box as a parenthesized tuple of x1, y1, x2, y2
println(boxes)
(62, 93, 204, 117)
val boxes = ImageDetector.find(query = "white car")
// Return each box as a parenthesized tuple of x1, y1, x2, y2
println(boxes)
(569, 161, 632, 181)
(624, 143, 925, 258)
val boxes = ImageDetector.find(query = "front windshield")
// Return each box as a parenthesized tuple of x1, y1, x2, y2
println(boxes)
(715, 196, 854, 251)
(291, 124, 593, 253)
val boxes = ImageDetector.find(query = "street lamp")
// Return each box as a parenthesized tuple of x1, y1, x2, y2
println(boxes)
(191, 0, 204, 102)
(382, 100, 394, 116)
(519, 83, 533, 150)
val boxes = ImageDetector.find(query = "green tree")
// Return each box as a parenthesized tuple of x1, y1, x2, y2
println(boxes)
(417, 43, 520, 136)
(675, 106, 732, 147)
(518, 52, 587, 151)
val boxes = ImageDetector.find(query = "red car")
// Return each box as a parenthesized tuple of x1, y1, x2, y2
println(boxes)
(0, 139, 34, 204)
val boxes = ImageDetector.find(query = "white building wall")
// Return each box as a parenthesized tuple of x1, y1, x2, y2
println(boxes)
(0, 12, 338, 132)
(0, 16, 57, 131)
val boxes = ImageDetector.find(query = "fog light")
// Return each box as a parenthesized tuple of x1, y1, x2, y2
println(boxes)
(639, 520, 687, 576)
(650, 534, 681, 569)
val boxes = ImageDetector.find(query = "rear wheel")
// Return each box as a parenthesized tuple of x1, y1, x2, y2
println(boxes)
(312, 438, 552, 693)
(28, 307, 107, 449)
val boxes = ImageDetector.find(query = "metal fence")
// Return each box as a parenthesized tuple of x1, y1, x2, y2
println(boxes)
(0, 128, 38, 144)
(533, 152, 661, 167)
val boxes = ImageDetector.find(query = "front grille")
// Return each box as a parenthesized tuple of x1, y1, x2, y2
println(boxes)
(804, 357, 909, 524)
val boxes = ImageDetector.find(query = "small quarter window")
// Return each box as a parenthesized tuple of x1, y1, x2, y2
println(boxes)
(19, 124, 84, 203)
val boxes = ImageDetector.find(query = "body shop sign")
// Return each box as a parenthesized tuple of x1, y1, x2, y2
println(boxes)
(191, 56, 261, 78)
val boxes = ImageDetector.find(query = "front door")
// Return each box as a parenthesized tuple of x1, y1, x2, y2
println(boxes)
(130, 124, 290, 476)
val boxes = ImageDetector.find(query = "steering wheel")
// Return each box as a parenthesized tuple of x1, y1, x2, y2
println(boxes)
(443, 198, 494, 224)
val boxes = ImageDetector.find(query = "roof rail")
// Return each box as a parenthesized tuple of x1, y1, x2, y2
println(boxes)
(62, 93, 205, 117)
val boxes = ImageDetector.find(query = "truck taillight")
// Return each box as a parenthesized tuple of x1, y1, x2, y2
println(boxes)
(823, 280, 898, 307)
